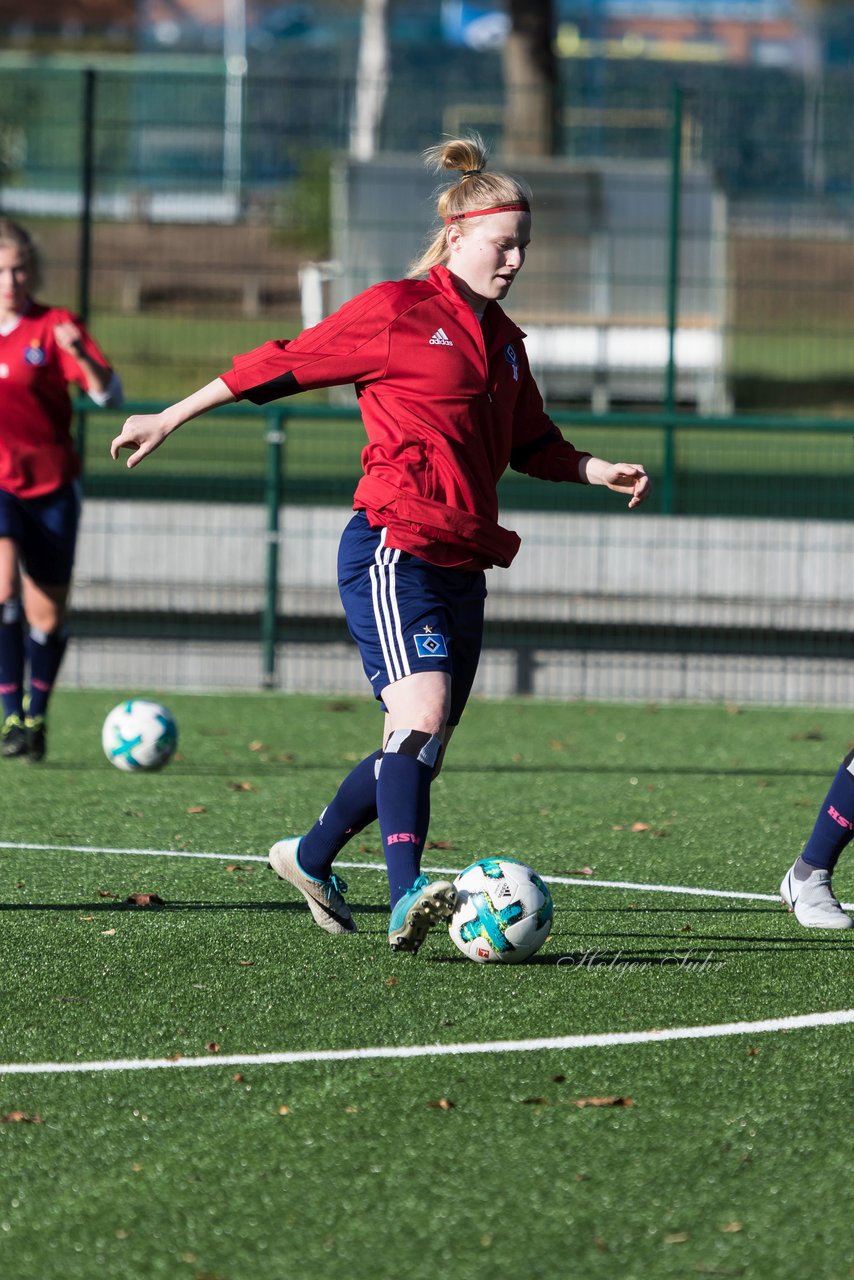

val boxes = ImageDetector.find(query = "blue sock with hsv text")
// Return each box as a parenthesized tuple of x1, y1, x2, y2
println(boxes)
(0, 599, 25, 720)
(25, 626, 68, 719)
(799, 749, 854, 873)
(376, 730, 443, 908)
(296, 751, 382, 880)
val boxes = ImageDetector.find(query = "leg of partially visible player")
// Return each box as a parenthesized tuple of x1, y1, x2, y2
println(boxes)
(780, 747, 854, 930)
(21, 574, 70, 761)
(0, 536, 26, 757)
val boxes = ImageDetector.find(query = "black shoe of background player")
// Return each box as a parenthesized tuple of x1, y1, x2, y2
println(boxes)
(1, 715, 28, 758)
(25, 715, 47, 762)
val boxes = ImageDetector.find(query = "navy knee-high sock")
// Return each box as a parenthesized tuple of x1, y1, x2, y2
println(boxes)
(0, 599, 25, 720)
(26, 626, 68, 719)
(376, 731, 442, 908)
(800, 749, 854, 873)
(297, 751, 381, 880)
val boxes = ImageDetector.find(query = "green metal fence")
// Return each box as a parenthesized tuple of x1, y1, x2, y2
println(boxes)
(74, 400, 854, 702)
(3, 54, 854, 702)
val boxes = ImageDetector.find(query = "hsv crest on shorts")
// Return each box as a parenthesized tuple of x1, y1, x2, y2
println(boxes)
(414, 631, 448, 658)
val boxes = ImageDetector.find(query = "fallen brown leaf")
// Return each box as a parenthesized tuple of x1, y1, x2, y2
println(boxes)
(248, 741, 266, 752)
(425, 840, 455, 850)
(206, 1042, 221, 1053)
(97, 889, 119, 899)
(126, 893, 165, 907)
(277, 1105, 290, 1115)
(571, 1095, 633, 1109)
(520, 1096, 548, 1105)
(720, 1222, 743, 1234)
(186, 805, 206, 815)
(227, 781, 255, 792)
(384, 976, 399, 987)
(427, 1097, 455, 1110)
(238, 959, 255, 966)
(630, 822, 651, 832)
(663, 1232, 689, 1244)
(101, 928, 117, 936)
(1, 1111, 43, 1124)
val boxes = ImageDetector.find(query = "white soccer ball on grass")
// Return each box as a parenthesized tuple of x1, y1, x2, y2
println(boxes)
(102, 699, 178, 772)
(448, 858, 554, 964)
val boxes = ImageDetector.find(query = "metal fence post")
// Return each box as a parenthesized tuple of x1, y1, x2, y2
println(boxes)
(76, 67, 97, 463)
(662, 81, 683, 515)
(261, 409, 285, 688)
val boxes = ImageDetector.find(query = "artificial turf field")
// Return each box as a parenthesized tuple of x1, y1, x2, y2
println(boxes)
(1, 690, 852, 1280)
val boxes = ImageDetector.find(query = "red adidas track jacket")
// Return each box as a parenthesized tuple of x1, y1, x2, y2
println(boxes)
(220, 264, 588, 570)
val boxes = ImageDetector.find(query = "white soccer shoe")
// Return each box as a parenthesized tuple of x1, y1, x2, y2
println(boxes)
(780, 861, 853, 930)
(268, 837, 357, 934)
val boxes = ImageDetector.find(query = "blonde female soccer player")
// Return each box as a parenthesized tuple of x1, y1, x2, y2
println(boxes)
(111, 137, 650, 953)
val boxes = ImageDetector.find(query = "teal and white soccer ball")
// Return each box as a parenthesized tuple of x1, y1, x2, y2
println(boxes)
(448, 858, 554, 964)
(102, 699, 178, 772)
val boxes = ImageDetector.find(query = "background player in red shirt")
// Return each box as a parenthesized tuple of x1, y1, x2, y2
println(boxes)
(111, 137, 650, 954)
(0, 219, 122, 761)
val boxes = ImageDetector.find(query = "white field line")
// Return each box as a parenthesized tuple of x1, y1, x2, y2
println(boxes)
(2, 839, 852, 1078)
(1, 1009, 852, 1077)
(2, 839, 852, 910)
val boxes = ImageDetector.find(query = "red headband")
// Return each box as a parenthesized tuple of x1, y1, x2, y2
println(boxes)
(444, 201, 530, 224)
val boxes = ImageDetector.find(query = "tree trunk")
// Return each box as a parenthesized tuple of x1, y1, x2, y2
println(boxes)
(502, 0, 558, 160)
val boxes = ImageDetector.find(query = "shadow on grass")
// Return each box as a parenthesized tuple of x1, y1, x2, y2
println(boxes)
(19, 760, 836, 780)
(0, 899, 306, 913)
(430, 935, 847, 964)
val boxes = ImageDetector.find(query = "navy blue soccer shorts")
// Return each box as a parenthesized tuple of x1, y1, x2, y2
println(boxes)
(0, 482, 82, 585)
(337, 510, 487, 726)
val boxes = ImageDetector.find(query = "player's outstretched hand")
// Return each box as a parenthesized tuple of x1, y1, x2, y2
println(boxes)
(601, 462, 651, 508)
(582, 457, 651, 508)
(110, 413, 172, 469)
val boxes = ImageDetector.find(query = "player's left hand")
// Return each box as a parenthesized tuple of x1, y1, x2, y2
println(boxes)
(601, 462, 651, 508)
(583, 457, 651, 508)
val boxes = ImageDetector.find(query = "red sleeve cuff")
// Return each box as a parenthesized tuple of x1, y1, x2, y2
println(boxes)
(220, 368, 242, 398)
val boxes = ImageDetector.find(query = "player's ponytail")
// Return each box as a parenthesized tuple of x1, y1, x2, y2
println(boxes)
(407, 135, 531, 279)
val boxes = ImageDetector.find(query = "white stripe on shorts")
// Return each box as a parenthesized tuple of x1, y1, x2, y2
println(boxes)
(369, 529, 410, 684)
